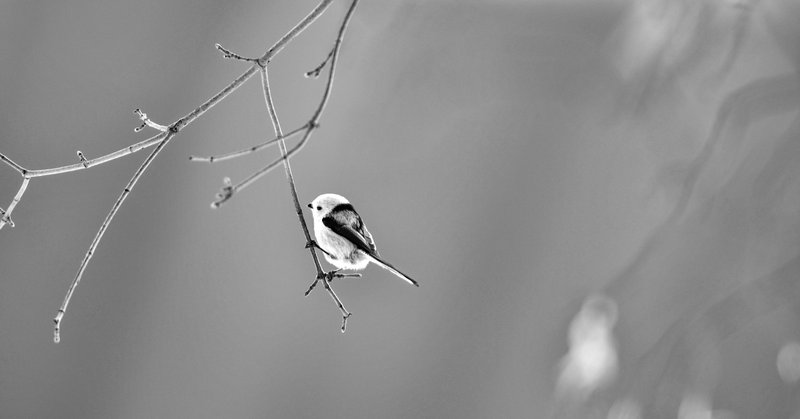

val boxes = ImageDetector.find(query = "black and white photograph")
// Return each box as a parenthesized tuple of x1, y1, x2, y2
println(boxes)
(1, 0, 799, 417)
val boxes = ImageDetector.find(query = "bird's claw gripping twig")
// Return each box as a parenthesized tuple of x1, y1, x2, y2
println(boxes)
(305, 240, 333, 258)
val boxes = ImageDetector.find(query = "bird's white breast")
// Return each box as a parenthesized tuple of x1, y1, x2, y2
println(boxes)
(315, 219, 369, 270)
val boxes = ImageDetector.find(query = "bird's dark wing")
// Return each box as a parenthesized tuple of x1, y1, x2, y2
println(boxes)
(323, 204, 379, 257)
(325, 204, 418, 287)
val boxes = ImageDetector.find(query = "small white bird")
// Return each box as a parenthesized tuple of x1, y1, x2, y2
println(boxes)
(307, 193, 419, 287)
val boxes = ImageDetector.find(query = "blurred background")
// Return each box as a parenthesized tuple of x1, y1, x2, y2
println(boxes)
(1, 0, 799, 418)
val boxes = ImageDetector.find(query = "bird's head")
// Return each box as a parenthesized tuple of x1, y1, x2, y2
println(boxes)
(307, 193, 350, 218)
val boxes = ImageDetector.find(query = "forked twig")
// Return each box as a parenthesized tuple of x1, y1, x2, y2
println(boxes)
(188, 124, 309, 163)
(215, 43, 262, 64)
(0, 177, 30, 230)
(305, 47, 335, 79)
(54, 125, 176, 343)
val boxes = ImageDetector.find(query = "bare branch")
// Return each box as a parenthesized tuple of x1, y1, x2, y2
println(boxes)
(171, 0, 336, 132)
(308, 0, 358, 125)
(0, 177, 30, 230)
(53, 131, 176, 343)
(134, 108, 170, 133)
(210, 133, 312, 208)
(215, 43, 261, 64)
(324, 277, 352, 332)
(304, 271, 362, 296)
(0, 152, 28, 176)
(305, 47, 335, 79)
(259, 65, 323, 265)
(188, 123, 309, 163)
(24, 132, 168, 178)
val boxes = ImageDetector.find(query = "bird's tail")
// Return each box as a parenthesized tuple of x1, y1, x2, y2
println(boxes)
(367, 254, 419, 287)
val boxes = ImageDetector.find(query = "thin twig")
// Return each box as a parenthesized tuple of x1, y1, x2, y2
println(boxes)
(215, 43, 261, 64)
(324, 278, 352, 332)
(209, 128, 312, 208)
(53, 129, 176, 343)
(0, 177, 30, 230)
(0, 152, 28, 176)
(7, 132, 166, 178)
(307, 0, 357, 126)
(134, 109, 170, 133)
(305, 47, 335, 79)
(188, 123, 309, 163)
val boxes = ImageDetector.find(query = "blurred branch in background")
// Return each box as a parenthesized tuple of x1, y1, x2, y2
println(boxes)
(609, 0, 757, 115)
(561, 0, 800, 417)
(1, 0, 354, 342)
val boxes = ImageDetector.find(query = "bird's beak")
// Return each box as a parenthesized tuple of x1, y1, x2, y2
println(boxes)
(307, 203, 312, 209)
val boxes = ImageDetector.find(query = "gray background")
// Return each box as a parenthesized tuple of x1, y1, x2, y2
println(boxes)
(1, 0, 798, 418)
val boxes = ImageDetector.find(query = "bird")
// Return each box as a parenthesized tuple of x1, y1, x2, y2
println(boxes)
(307, 193, 419, 287)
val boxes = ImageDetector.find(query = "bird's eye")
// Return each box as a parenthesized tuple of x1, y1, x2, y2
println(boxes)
(316, 206, 322, 211)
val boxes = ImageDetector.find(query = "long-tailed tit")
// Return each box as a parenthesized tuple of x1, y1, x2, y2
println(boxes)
(307, 193, 419, 287)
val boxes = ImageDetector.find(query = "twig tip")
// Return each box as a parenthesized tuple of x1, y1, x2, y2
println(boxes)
(133, 108, 168, 132)
(341, 312, 352, 333)
(0, 208, 14, 228)
(304, 69, 322, 79)
(211, 178, 234, 208)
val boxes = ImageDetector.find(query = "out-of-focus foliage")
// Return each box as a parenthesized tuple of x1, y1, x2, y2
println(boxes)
(0, 1, 798, 418)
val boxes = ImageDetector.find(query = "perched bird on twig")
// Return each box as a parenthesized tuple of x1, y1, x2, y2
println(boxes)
(307, 193, 419, 287)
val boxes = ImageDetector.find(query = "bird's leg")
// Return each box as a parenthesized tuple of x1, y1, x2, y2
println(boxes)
(305, 239, 332, 258)
(328, 270, 362, 282)
(304, 268, 340, 296)
(323, 268, 342, 281)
